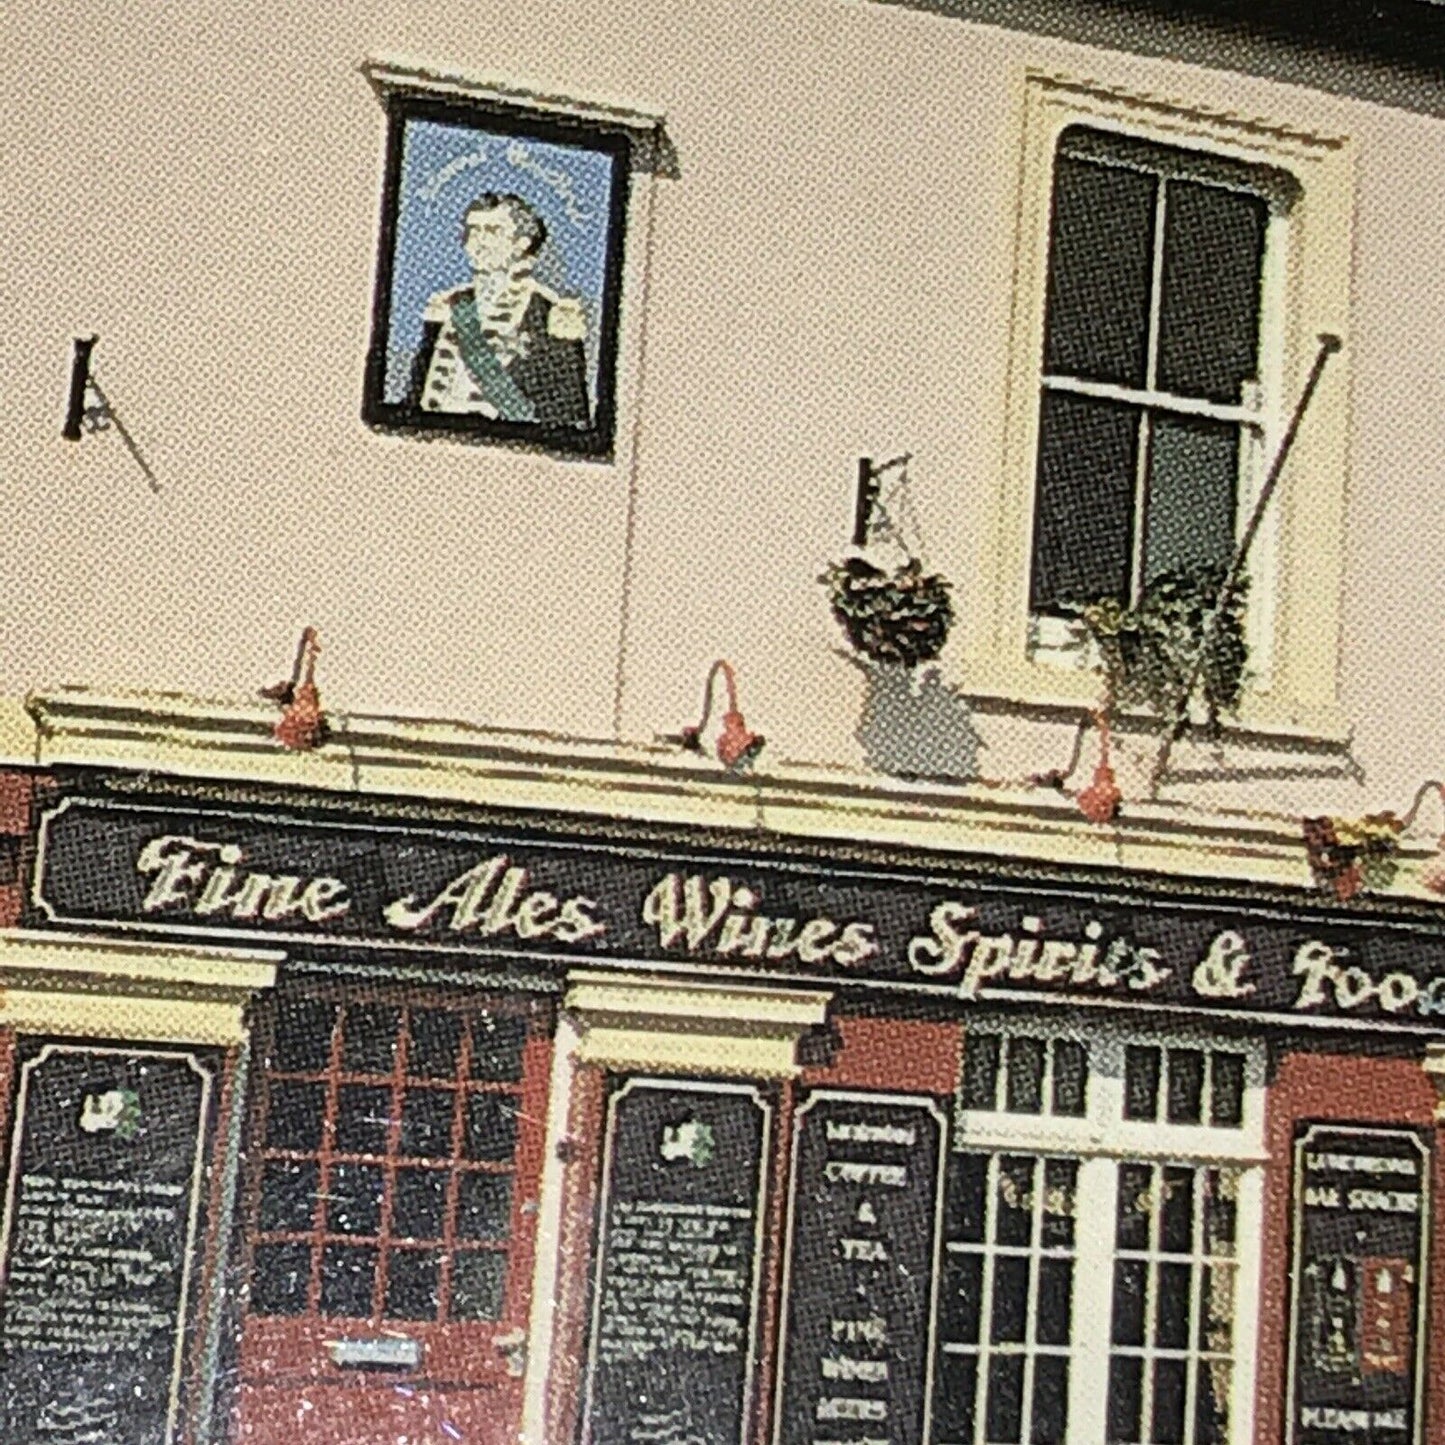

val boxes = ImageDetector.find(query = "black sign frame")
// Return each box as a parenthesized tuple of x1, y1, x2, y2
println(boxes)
(1286, 1123, 1431, 1445)
(580, 1076, 773, 1445)
(773, 1089, 947, 1445)
(0, 1041, 215, 1445)
(31, 791, 1445, 1034)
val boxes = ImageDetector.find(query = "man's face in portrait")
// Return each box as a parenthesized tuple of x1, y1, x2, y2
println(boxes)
(463, 204, 526, 275)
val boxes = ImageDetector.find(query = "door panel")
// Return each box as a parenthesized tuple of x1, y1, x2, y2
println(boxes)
(232, 989, 552, 1444)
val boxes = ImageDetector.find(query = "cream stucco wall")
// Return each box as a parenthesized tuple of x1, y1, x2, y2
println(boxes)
(4, 0, 1444, 822)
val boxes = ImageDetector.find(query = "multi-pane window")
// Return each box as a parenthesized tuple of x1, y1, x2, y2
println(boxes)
(961, 1034, 1088, 1117)
(1108, 1164, 1238, 1445)
(937, 1025, 1262, 1445)
(1030, 127, 1289, 619)
(248, 992, 533, 1324)
(1122, 1046, 1245, 1128)
(936, 1153, 1078, 1445)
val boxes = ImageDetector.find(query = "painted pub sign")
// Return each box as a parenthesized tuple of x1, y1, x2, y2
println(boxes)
(362, 90, 630, 456)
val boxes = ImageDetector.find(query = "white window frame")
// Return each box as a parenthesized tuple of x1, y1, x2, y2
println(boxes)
(965, 70, 1354, 743)
(944, 1017, 1267, 1445)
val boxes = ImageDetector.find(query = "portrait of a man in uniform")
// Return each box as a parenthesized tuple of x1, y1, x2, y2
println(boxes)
(364, 98, 629, 455)
(407, 192, 591, 427)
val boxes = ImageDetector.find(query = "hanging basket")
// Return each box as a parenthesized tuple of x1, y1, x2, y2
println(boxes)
(821, 557, 955, 668)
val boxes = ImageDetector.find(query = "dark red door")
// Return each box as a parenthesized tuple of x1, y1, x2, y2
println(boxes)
(233, 986, 552, 1445)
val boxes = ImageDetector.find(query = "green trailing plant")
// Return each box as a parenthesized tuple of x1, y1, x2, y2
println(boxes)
(1075, 563, 1249, 738)
(821, 556, 955, 668)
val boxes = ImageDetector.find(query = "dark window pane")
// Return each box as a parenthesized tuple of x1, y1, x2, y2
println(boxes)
(1006, 1037, 1046, 1114)
(1037, 1258, 1074, 1347)
(1107, 1356, 1143, 1444)
(1032, 1355, 1070, 1445)
(465, 1094, 519, 1162)
(947, 1153, 990, 1243)
(334, 1085, 392, 1156)
(327, 1163, 384, 1237)
(342, 1003, 399, 1075)
(1111, 1259, 1147, 1346)
(962, 1033, 1001, 1111)
(1051, 1039, 1087, 1116)
(1161, 1167, 1196, 1254)
(319, 1244, 377, 1318)
(1152, 1358, 1188, 1445)
(940, 1253, 985, 1344)
(458, 1172, 513, 1241)
(991, 1255, 1031, 1343)
(1030, 391, 1140, 613)
(1041, 1159, 1078, 1249)
(996, 1157, 1035, 1246)
(1124, 1046, 1160, 1121)
(265, 1081, 325, 1152)
(259, 1160, 319, 1234)
(408, 1009, 463, 1079)
(1210, 1053, 1245, 1128)
(1157, 178, 1267, 403)
(393, 1167, 447, 1240)
(1166, 1049, 1206, 1125)
(271, 997, 337, 1072)
(385, 1248, 441, 1321)
(1116, 1163, 1154, 1251)
(1156, 1261, 1192, 1348)
(401, 1087, 456, 1159)
(1143, 416, 1238, 588)
(1195, 1356, 1231, 1444)
(1043, 152, 1156, 388)
(985, 1354, 1026, 1445)
(933, 1351, 978, 1443)
(250, 1241, 312, 1315)
(470, 1013, 526, 1081)
(451, 1249, 507, 1321)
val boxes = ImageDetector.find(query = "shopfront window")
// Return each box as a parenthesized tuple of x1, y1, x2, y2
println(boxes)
(247, 992, 534, 1324)
(937, 1025, 1263, 1445)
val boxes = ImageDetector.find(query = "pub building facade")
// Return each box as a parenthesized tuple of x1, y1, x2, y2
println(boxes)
(0, 718, 1442, 1445)
(9, 0, 1445, 1443)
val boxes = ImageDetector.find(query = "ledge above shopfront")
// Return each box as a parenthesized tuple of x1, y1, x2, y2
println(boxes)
(12, 685, 1343, 894)
(0, 929, 281, 1045)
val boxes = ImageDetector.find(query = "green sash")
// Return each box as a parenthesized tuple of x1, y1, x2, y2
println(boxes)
(450, 292, 537, 422)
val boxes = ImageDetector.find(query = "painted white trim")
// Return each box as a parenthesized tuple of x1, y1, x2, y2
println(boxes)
(360, 55, 667, 135)
(966, 64, 1355, 742)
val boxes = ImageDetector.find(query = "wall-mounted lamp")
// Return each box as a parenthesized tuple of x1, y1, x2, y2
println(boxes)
(261, 627, 330, 751)
(1075, 710, 1121, 825)
(666, 660, 765, 771)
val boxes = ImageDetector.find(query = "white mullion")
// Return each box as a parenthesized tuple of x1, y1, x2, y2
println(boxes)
(1146, 176, 1167, 393)
(1229, 1168, 1262, 1445)
(976, 1154, 999, 1445)
(1139, 1165, 1161, 1445)
(1131, 411, 1153, 606)
(1020, 1156, 1045, 1444)
(1068, 1158, 1114, 1445)
(1133, 176, 1168, 606)
(1181, 1169, 1202, 1445)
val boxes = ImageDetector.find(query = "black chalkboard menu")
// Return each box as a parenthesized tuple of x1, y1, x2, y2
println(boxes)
(775, 1092, 945, 1445)
(0, 1044, 213, 1445)
(1289, 1124, 1429, 1445)
(581, 1077, 770, 1445)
